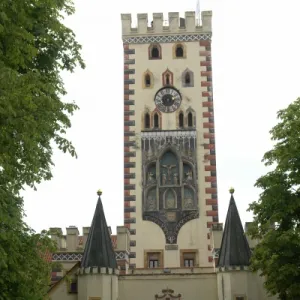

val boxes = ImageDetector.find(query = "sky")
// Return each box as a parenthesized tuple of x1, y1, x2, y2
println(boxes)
(23, 0, 300, 234)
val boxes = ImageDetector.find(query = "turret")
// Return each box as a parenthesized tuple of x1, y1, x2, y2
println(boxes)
(78, 190, 119, 300)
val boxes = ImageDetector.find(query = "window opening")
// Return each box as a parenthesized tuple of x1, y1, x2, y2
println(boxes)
(188, 112, 193, 127)
(179, 112, 184, 128)
(176, 45, 184, 57)
(145, 113, 150, 129)
(184, 259, 194, 267)
(165, 74, 170, 85)
(149, 260, 159, 268)
(185, 72, 191, 84)
(145, 74, 151, 87)
(151, 46, 159, 58)
(154, 113, 159, 128)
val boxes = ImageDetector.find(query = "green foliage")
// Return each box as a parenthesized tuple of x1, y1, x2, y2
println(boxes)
(0, 0, 84, 299)
(248, 98, 300, 300)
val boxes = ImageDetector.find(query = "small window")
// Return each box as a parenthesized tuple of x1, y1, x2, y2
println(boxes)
(154, 113, 159, 128)
(182, 252, 196, 267)
(188, 112, 193, 127)
(176, 45, 184, 58)
(185, 73, 191, 84)
(68, 281, 78, 294)
(184, 258, 194, 267)
(151, 46, 159, 58)
(165, 74, 170, 85)
(235, 297, 246, 300)
(145, 74, 151, 87)
(179, 112, 184, 128)
(149, 260, 159, 268)
(147, 252, 160, 268)
(145, 113, 150, 129)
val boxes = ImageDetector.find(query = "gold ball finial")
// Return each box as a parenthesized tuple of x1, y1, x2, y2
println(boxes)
(97, 189, 102, 196)
(229, 187, 235, 194)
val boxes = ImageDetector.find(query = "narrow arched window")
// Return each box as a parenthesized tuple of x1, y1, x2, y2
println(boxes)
(165, 74, 170, 85)
(176, 45, 184, 58)
(185, 73, 191, 85)
(145, 74, 151, 87)
(151, 46, 159, 58)
(179, 112, 184, 128)
(145, 113, 150, 129)
(154, 113, 159, 128)
(188, 112, 193, 127)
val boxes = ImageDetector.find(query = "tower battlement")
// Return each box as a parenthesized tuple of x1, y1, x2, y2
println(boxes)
(121, 11, 212, 36)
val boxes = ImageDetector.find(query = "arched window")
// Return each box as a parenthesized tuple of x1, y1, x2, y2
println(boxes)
(145, 113, 150, 129)
(165, 74, 170, 85)
(179, 112, 184, 128)
(153, 113, 159, 128)
(176, 45, 184, 58)
(149, 44, 161, 60)
(143, 70, 154, 89)
(152, 46, 159, 58)
(145, 74, 151, 87)
(162, 69, 173, 86)
(185, 73, 191, 85)
(182, 69, 194, 87)
(188, 112, 193, 127)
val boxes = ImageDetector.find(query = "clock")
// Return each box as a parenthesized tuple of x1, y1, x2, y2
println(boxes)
(154, 87, 182, 113)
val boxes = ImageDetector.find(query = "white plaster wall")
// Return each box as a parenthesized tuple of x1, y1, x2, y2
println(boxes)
(118, 273, 218, 300)
(78, 274, 118, 300)
(129, 40, 212, 268)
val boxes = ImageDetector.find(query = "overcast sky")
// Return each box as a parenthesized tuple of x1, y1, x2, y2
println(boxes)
(22, 0, 300, 234)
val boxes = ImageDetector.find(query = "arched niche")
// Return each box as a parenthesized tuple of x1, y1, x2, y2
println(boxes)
(159, 150, 179, 186)
(164, 188, 177, 209)
(145, 187, 157, 211)
(183, 162, 194, 183)
(182, 187, 195, 210)
(145, 162, 156, 185)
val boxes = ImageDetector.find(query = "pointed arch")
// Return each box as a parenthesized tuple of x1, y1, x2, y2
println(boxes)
(172, 42, 186, 59)
(164, 188, 177, 209)
(145, 113, 150, 129)
(185, 107, 196, 128)
(151, 109, 162, 129)
(182, 68, 194, 87)
(176, 109, 185, 128)
(148, 43, 162, 60)
(162, 69, 173, 86)
(142, 70, 154, 89)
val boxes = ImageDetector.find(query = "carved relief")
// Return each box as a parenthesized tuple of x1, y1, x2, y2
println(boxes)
(164, 189, 177, 209)
(141, 130, 199, 244)
(146, 188, 157, 211)
(155, 288, 181, 299)
(183, 187, 194, 210)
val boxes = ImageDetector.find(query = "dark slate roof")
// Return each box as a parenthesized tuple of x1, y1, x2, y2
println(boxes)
(217, 194, 252, 267)
(81, 195, 117, 269)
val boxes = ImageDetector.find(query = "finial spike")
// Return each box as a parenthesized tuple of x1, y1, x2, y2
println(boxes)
(229, 187, 235, 194)
(97, 189, 102, 196)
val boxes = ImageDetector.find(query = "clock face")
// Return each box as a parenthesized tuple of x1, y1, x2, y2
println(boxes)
(154, 87, 182, 113)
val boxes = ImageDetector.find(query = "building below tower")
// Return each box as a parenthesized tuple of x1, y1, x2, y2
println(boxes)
(47, 191, 277, 300)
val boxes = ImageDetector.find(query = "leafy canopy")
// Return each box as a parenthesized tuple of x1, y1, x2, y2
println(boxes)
(248, 98, 300, 300)
(0, 0, 84, 299)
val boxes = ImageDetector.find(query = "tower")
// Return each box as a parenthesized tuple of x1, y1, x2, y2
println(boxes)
(121, 11, 218, 269)
(78, 192, 119, 300)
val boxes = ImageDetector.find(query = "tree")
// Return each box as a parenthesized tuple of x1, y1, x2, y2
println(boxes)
(248, 98, 300, 300)
(0, 0, 84, 299)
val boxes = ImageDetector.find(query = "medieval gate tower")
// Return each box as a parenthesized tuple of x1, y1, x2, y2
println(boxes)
(121, 11, 218, 269)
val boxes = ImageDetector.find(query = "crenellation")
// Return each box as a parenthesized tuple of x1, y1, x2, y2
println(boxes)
(121, 11, 212, 36)
(137, 13, 148, 34)
(153, 13, 163, 32)
(185, 11, 196, 32)
(168, 12, 179, 32)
